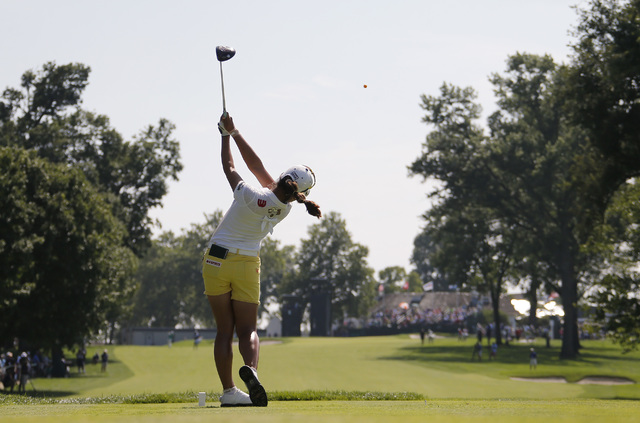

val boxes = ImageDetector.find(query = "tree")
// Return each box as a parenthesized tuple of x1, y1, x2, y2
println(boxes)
(568, 0, 640, 205)
(259, 237, 296, 318)
(589, 179, 640, 352)
(565, 0, 640, 350)
(407, 271, 423, 293)
(415, 196, 516, 345)
(0, 62, 183, 255)
(378, 266, 407, 294)
(412, 230, 449, 292)
(279, 212, 376, 321)
(410, 53, 612, 358)
(591, 274, 640, 353)
(0, 147, 136, 373)
(0, 62, 182, 358)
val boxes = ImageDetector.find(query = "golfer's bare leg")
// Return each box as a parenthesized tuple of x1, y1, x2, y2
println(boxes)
(232, 300, 260, 368)
(208, 293, 235, 389)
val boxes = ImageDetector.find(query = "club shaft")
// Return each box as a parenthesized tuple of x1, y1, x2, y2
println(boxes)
(219, 62, 227, 114)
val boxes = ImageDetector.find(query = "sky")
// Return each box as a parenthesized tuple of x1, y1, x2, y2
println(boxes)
(1, 0, 586, 275)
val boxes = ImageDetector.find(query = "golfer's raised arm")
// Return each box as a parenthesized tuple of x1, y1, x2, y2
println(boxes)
(220, 116, 274, 188)
(220, 131, 242, 191)
(234, 134, 274, 188)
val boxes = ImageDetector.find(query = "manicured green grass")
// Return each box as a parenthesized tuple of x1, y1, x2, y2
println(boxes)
(2, 335, 640, 421)
(9, 336, 640, 399)
(2, 400, 640, 423)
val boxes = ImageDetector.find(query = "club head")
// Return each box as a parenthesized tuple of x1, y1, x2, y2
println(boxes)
(216, 46, 236, 62)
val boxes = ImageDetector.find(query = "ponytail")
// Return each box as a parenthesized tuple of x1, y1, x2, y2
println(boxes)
(293, 191, 322, 218)
(279, 177, 322, 218)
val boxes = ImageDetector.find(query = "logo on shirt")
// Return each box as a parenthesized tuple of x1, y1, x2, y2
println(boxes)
(257, 199, 267, 207)
(267, 207, 282, 218)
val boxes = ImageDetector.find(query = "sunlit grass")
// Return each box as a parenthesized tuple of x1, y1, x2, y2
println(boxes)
(10, 335, 640, 401)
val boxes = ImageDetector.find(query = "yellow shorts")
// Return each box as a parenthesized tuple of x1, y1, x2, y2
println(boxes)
(202, 251, 261, 304)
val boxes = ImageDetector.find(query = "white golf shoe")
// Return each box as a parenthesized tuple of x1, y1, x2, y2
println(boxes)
(219, 386, 253, 407)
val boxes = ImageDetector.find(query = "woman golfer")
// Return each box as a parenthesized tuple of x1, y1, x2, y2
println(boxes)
(203, 114, 321, 407)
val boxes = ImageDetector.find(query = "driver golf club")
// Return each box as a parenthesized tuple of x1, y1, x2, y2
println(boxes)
(216, 45, 236, 117)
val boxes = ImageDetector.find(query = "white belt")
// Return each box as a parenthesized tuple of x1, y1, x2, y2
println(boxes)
(227, 247, 259, 257)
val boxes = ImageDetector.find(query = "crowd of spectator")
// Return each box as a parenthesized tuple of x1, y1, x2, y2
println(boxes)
(366, 304, 477, 331)
(1, 343, 110, 393)
(0, 350, 49, 393)
(347, 299, 598, 343)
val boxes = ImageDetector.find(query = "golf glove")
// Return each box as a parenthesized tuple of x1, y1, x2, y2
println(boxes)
(218, 120, 231, 136)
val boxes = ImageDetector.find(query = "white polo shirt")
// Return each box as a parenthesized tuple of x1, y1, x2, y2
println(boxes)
(208, 181, 292, 252)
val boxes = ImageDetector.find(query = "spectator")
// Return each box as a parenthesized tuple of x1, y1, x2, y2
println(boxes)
(193, 329, 202, 349)
(3, 352, 16, 391)
(529, 348, 538, 370)
(419, 328, 425, 345)
(92, 352, 100, 365)
(17, 352, 30, 394)
(101, 349, 109, 372)
(471, 341, 483, 362)
(490, 342, 498, 361)
(42, 354, 51, 377)
(544, 328, 551, 348)
(31, 351, 42, 377)
(530, 348, 538, 370)
(76, 349, 86, 374)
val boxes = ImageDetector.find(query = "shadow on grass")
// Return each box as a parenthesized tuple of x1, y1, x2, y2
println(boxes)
(574, 351, 640, 363)
(379, 342, 546, 364)
(378, 341, 640, 367)
(612, 397, 640, 401)
(65, 373, 111, 379)
(1, 389, 76, 398)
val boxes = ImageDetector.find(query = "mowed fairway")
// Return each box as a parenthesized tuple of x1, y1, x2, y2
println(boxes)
(2, 335, 640, 422)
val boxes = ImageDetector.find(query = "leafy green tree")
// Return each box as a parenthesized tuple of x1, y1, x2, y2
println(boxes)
(0, 62, 182, 357)
(412, 230, 449, 291)
(416, 196, 517, 344)
(589, 180, 640, 351)
(0, 147, 136, 373)
(378, 266, 407, 294)
(591, 274, 640, 353)
(410, 53, 613, 358)
(407, 271, 423, 293)
(259, 237, 296, 318)
(0, 62, 183, 255)
(565, 0, 640, 350)
(568, 0, 640, 204)
(377, 267, 422, 293)
(486, 54, 606, 357)
(279, 212, 376, 321)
